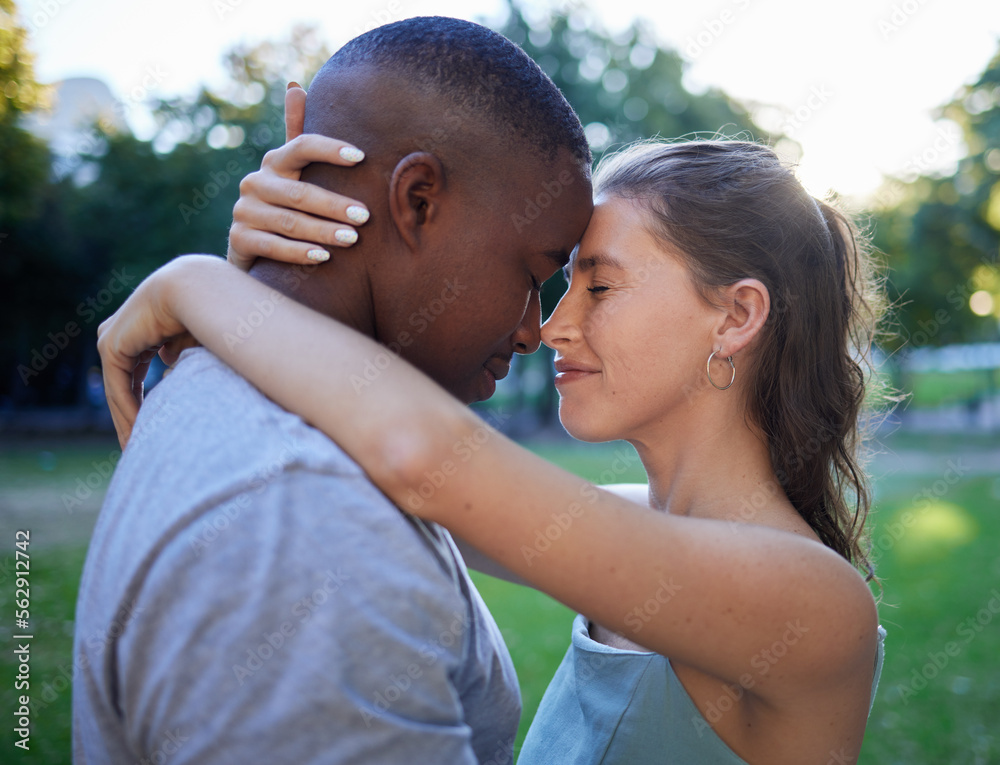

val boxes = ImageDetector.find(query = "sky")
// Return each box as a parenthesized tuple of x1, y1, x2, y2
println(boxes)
(16, 0, 1000, 202)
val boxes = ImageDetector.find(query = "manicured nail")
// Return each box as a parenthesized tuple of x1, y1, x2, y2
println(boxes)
(346, 205, 370, 224)
(307, 249, 330, 262)
(335, 229, 358, 245)
(339, 146, 365, 163)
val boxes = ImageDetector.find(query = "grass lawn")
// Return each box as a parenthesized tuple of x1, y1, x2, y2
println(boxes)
(1, 433, 998, 763)
(905, 368, 998, 409)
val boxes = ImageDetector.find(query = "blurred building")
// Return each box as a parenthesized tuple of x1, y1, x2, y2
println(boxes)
(24, 76, 126, 180)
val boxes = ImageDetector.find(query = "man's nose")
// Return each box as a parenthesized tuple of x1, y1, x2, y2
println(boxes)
(512, 290, 542, 355)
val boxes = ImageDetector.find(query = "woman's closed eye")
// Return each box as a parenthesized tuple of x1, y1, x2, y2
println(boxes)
(586, 285, 610, 294)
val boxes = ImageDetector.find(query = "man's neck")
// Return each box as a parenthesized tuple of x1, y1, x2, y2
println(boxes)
(248, 258, 376, 338)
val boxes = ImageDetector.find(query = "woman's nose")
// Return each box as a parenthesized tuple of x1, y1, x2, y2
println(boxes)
(541, 290, 578, 350)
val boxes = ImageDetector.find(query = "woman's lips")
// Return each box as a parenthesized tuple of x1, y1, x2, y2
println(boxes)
(553, 359, 599, 386)
(554, 369, 597, 385)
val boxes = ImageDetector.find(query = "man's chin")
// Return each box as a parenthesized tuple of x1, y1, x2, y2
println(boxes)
(456, 366, 497, 404)
(445, 374, 490, 406)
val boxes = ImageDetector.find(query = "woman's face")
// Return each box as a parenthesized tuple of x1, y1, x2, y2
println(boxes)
(541, 196, 723, 443)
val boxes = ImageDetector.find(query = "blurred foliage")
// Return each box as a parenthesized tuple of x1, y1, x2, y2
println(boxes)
(0, 0, 48, 121)
(3, 0, 996, 410)
(2, 15, 330, 406)
(0, 0, 769, 409)
(0, 0, 50, 233)
(872, 45, 1000, 352)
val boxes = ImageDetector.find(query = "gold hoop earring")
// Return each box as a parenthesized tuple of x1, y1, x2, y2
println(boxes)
(706, 350, 736, 391)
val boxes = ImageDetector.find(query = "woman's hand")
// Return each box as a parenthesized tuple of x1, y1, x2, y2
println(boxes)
(97, 257, 211, 447)
(226, 83, 370, 271)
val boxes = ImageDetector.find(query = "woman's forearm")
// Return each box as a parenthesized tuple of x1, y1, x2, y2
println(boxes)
(160, 255, 475, 494)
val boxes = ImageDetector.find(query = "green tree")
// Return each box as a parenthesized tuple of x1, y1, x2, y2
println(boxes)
(1, 0, 60, 403)
(0, 0, 50, 229)
(0, 0, 49, 208)
(2, 6, 770, 412)
(872, 44, 1000, 351)
(497, 0, 761, 159)
(1, 23, 330, 405)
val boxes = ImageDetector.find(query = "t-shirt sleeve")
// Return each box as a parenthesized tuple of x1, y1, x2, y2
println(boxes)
(115, 469, 481, 765)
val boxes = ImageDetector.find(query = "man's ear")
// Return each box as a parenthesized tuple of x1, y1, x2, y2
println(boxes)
(389, 152, 446, 251)
(711, 278, 771, 358)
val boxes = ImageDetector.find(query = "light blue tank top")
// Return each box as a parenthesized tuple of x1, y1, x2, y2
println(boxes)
(519, 614, 886, 764)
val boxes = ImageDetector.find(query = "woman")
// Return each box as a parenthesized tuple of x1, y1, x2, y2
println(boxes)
(98, 120, 886, 762)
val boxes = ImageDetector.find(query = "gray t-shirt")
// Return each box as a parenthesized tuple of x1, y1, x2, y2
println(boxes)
(73, 348, 519, 764)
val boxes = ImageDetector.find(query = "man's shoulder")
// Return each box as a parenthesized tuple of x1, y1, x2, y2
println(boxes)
(116, 347, 364, 499)
(88, 347, 391, 591)
(136, 347, 357, 471)
(95, 346, 469, 584)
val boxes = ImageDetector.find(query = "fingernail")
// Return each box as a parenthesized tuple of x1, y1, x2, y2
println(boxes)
(287, 81, 301, 90)
(339, 146, 365, 163)
(346, 205, 370, 224)
(335, 230, 358, 245)
(307, 249, 330, 262)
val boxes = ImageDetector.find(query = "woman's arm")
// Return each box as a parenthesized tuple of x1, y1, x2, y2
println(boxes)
(99, 256, 877, 704)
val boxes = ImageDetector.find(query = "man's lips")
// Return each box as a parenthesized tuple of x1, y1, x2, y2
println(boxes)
(485, 357, 512, 381)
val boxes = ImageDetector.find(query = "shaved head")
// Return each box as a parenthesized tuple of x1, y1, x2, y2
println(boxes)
(306, 16, 589, 166)
(256, 16, 594, 404)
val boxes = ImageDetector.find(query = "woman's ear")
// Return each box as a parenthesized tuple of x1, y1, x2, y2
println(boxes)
(389, 152, 446, 251)
(712, 278, 770, 357)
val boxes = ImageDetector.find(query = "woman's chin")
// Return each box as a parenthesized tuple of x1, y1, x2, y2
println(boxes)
(558, 411, 620, 444)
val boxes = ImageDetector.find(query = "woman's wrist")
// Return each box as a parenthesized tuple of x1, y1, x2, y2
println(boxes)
(154, 254, 229, 343)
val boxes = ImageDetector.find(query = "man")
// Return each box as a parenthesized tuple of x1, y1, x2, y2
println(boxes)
(73, 16, 592, 765)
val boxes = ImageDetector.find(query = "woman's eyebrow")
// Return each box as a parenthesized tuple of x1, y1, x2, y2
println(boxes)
(573, 252, 626, 273)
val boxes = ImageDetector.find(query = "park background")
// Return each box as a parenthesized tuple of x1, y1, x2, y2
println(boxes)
(2, 0, 1000, 761)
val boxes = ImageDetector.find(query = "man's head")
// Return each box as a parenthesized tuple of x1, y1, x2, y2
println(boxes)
(277, 17, 593, 404)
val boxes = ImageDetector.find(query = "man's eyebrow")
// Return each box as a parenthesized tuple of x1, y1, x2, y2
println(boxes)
(544, 249, 572, 269)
